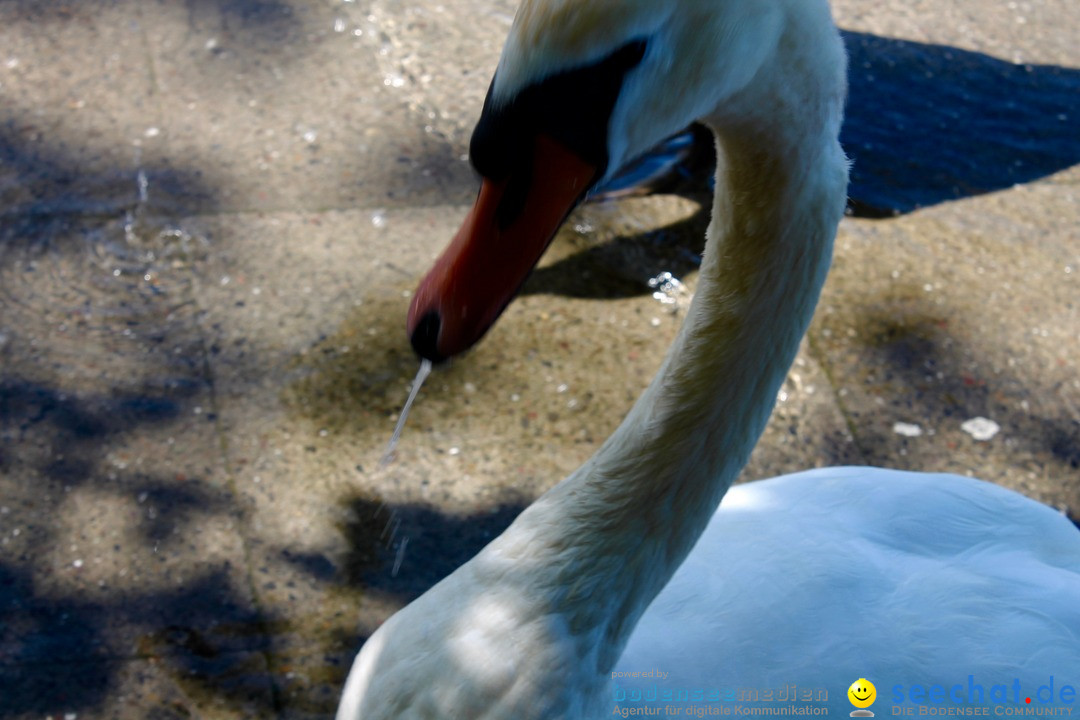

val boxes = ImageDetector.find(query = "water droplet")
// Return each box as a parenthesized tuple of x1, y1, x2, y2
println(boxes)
(647, 271, 692, 309)
(391, 536, 409, 577)
(380, 359, 433, 467)
(892, 422, 924, 438)
(961, 417, 1000, 441)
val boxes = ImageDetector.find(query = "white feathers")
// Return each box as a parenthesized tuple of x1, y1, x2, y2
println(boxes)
(616, 470, 1080, 714)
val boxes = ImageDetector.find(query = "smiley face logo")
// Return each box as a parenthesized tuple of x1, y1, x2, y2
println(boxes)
(848, 678, 877, 709)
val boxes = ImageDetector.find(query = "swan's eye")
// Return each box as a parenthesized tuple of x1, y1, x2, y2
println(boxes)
(470, 38, 648, 190)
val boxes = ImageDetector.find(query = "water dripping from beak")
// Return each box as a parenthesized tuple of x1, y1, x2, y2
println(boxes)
(379, 358, 433, 467)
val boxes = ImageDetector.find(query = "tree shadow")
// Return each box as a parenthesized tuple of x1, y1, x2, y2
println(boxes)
(0, 563, 277, 718)
(0, 1, 375, 717)
(812, 300, 1080, 506)
(0, 147, 275, 719)
(0, 373, 291, 717)
(0, 0, 312, 219)
(0, 125, 219, 220)
(0, 0, 298, 41)
(0, 0, 116, 21)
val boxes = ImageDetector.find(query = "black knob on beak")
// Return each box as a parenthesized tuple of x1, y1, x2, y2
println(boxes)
(410, 311, 445, 363)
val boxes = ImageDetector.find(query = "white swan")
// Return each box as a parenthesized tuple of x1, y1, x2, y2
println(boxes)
(338, 1, 1080, 717)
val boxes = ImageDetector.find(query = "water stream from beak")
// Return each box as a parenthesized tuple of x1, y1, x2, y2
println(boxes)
(380, 358, 434, 467)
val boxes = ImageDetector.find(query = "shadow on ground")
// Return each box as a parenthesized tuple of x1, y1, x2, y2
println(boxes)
(518, 30, 1080, 302)
(1, 11, 1077, 717)
(0, 0, 298, 40)
(842, 31, 1080, 216)
(591, 31, 1080, 219)
(0, 124, 220, 219)
(0, 564, 274, 719)
(522, 199, 711, 300)
(0, 375, 282, 717)
(811, 293, 1080, 506)
(334, 494, 527, 602)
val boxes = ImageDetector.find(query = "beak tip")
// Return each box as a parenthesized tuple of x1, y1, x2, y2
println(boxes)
(409, 310, 446, 363)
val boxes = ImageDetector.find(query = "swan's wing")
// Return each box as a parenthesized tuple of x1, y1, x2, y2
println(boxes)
(611, 468, 1080, 715)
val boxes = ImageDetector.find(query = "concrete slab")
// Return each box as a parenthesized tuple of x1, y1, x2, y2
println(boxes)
(159, 194, 858, 714)
(1, 653, 274, 720)
(173, 207, 449, 716)
(0, 2, 162, 216)
(833, 0, 1080, 65)
(813, 168, 1080, 511)
(0, 214, 268, 717)
(141, 0, 517, 214)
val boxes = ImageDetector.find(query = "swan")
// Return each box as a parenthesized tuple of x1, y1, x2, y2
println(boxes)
(337, 0, 1080, 717)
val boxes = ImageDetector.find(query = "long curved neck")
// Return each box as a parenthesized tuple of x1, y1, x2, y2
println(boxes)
(484, 112, 848, 672)
(597, 119, 849, 509)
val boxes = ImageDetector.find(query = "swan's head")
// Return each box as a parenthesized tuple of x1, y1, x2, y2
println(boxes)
(406, 0, 845, 360)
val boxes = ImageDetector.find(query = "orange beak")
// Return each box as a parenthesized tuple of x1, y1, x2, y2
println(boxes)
(407, 134, 598, 361)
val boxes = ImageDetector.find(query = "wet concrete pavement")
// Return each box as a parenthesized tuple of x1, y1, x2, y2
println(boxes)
(1, 0, 1077, 718)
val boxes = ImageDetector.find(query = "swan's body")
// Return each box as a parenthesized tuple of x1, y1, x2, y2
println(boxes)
(338, 1, 1080, 717)
(615, 468, 1080, 712)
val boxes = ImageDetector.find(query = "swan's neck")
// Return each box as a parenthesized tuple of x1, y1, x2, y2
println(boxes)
(486, 116, 848, 673)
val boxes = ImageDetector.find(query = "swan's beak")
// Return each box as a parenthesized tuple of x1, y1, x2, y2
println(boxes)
(407, 134, 598, 361)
